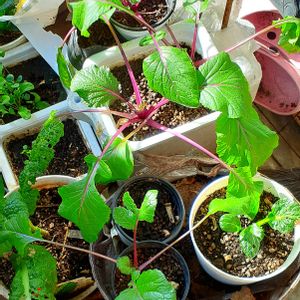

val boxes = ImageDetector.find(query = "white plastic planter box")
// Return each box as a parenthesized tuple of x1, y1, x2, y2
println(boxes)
(189, 174, 300, 285)
(74, 21, 220, 156)
(0, 34, 27, 52)
(0, 99, 101, 191)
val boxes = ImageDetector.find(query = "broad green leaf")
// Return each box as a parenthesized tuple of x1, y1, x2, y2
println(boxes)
(122, 192, 138, 214)
(219, 214, 242, 233)
(183, 0, 211, 15)
(113, 206, 137, 230)
(9, 245, 57, 300)
(199, 52, 252, 118)
(239, 223, 264, 258)
(268, 198, 300, 233)
(71, 65, 120, 107)
(139, 30, 166, 47)
(18, 106, 31, 120)
(216, 109, 279, 175)
(58, 175, 110, 243)
(139, 190, 158, 223)
(143, 46, 201, 107)
(57, 47, 75, 89)
(115, 269, 176, 300)
(117, 256, 134, 275)
(84, 154, 112, 183)
(274, 17, 300, 53)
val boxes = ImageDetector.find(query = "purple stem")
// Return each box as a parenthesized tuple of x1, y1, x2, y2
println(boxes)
(165, 24, 181, 48)
(191, 10, 200, 61)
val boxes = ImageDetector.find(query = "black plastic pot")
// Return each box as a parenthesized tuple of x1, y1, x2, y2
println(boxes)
(270, 0, 300, 17)
(112, 176, 185, 246)
(111, 241, 191, 300)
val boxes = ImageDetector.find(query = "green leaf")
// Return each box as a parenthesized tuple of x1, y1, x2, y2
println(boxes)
(122, 192, 138, 214)
(239, 223, 264, 258)
(199, 52, 252, 118)
(18, 82, 34, 94)
(183, 0, 211, 15)
(57, 47, 75, 89)
(219, 214, 242, 233)
(70, 0, 114, 37)
(115, 269, 176, 300)
(58, 174, 110, 243)
(0, 175, 4, 199)
(71, 65, 120, 107)
(117, 256, 134, 275)
(139, 190, 158, 223)
(84, 154, 112, 183)
(9, 245, 57, 300)
(143, 46, 200, 108)
(18, 106, 31, 120)
(216, 108, 279, 175)
(113, 206, 138, 230)
(268, 198, 300, 233)
(19, 111, 64, 214)
(274, 17, 300, 53)
(139, 30, 166, 47)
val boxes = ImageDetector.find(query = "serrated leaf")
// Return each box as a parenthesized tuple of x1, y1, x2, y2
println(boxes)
(9, 245, 57, 300)
(139, 30, 166, 46)
(71, 65, 120, 107)
(117, 256, 134, 275)
(216, 108, 279, 175)
(240, 223, 264, 258)
(143, 46, 200, 108)
(57, 47, 75, 89)
(268, 198, 300, 233)
(139, 190, 158, 223)
(199, 52, 252, 118)
(274, 17, 300, 53)
(115, 269, 176, 300)
(113, 206, 137, 230)
(58, 175, 110, 243)
(219, 214, 242, 233)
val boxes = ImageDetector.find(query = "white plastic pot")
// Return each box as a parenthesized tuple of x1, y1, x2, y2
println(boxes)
(0, 34, 27, 52)
(189, 174, 300, 285)
(111, 0, 177, 40)
(77, 21, 220, 156)
(0, 99, 101, 191)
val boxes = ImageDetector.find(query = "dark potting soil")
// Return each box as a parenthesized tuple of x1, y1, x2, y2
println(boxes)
(0, 29, 22, 45)
(1, 56, 67, 124)
(117, 180, 180, 241)
(110, 57, 208, 141)
(5, 119, 89, 177)
(115, 247, 185, 298)
(0, 255, 15, 287)
(113, 0, 168, 28)
(31, 188, 92, 282)
(193, 188, 294, 278)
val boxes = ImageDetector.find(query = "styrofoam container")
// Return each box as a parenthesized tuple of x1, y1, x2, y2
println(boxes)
(189, 174, 300, 285)
(76, 21, 220, 155)
(0, 99, 101, 191)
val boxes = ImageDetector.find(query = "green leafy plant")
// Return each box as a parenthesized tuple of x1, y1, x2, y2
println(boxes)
(0, 0, 17, 32)
(0, 61, 48, 121)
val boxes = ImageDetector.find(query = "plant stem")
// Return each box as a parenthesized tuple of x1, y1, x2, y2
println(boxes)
(191, 6, 200, 61)
(256, 217, 271, 227)
(133, 219, 139, 268)
(104, 17, 143, 106)
(165, 24, 181, 48)
(139, 214, 210, 271)
(29, 221, 49, 237)
(62, 26, 76, 47)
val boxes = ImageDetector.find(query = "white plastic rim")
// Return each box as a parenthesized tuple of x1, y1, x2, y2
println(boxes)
(0, 34, 27, 52)
(189, 174, 300, 285)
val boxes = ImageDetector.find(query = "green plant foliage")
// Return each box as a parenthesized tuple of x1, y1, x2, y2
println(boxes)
(0, 67, 48, 120)
(57, 47, 75, 89)
(117, 256, 135, 275)
(0, 0, 16, 32)
(274, 16, 300, 53)
(9, 244, 57, 300)
(139, 30, 167, 47)
(183, 0, 211, 16)
(115, 269, 176, 300)
(216, 108, 279, 175)
(239, 223, 264, 258)
(71, 65, 120, 107)
(143, 46, 201, 108)
(199, 52, 252, 118)
(18, 111, 64, 214)
(219, 214, 241, 233)
(267, 198, 300, 233)
(113, 190, 158, 230)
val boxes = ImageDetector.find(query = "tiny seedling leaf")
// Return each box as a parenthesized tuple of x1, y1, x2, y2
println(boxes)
(71, 65, 120, 107)
(219, 214, 242, 233)
(268, 198, 300, 233)
(122, 192, 138, 214)
(239, 223, 264, 258)
(143, 46, 200, 108)
(139, 190, 158, 223)
(113, 206, 138, 230)
(117, 256, 134, 275)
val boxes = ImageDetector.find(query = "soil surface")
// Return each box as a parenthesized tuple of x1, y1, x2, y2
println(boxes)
(5, 119, 89, 177)
(1, 56, 67, 124)
(110, 57, 208, 141)
(115, 246, 185, 298)
(0, 255, 15, 287)
(113, 0, 168, 28)
(0, 28, 22, 45)
(193, 188, 294, 277)
(117, 179, 180, 241)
